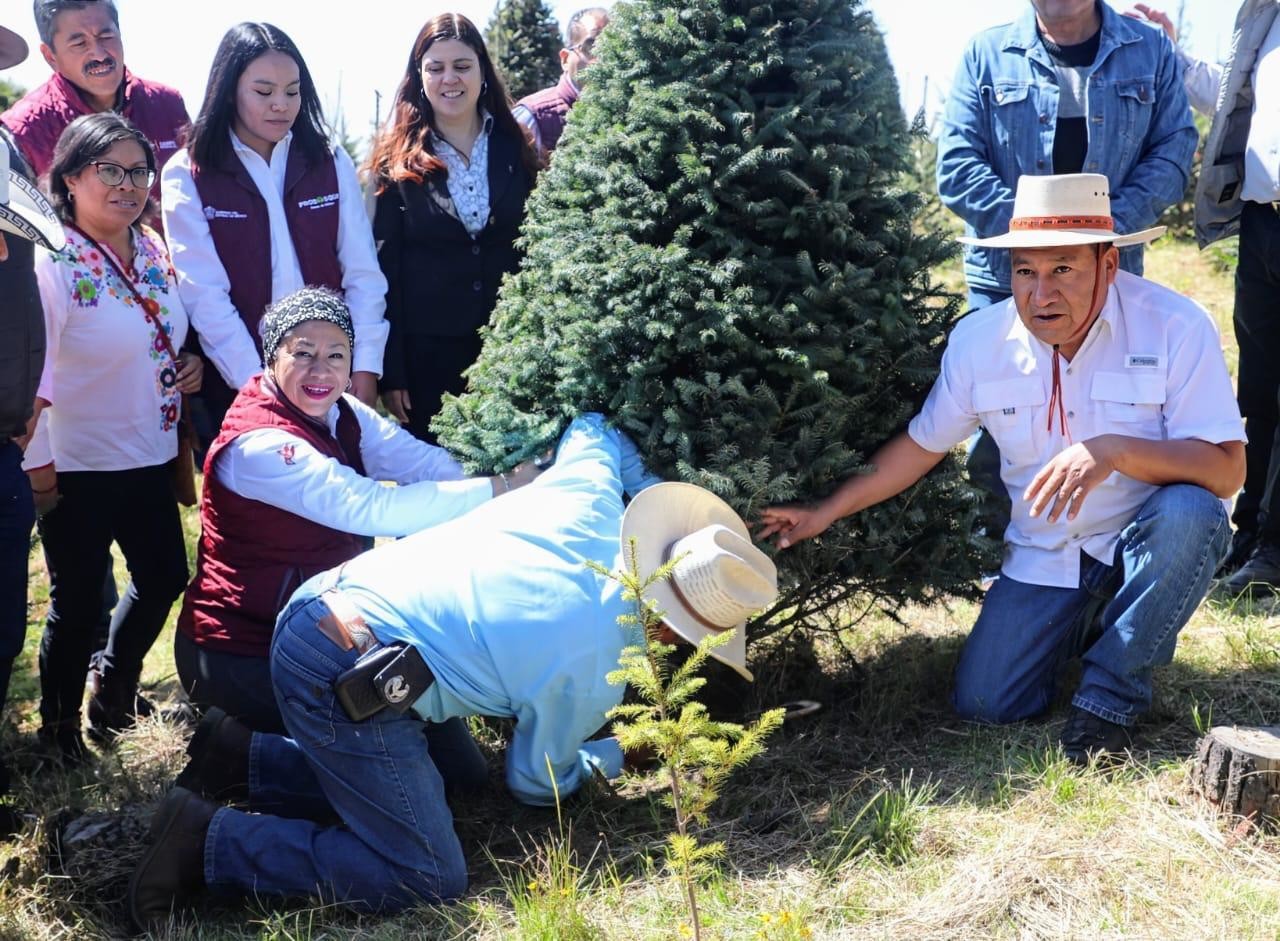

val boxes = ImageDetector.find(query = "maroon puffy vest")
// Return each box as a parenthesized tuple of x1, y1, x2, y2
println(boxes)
(517, 76, 579, 154)
(177, 376, 365, 657)
(190, 144, 344, 349)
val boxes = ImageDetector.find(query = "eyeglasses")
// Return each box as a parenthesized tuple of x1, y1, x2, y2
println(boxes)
(568, 36, 598, 57)
(90, 161, 156, 189)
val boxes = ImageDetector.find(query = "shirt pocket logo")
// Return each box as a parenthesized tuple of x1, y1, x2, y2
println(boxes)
(974, 376, 1045, 465)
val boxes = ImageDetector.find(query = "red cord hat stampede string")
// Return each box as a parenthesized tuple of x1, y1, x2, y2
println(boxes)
(1045, 242, 1110, 443)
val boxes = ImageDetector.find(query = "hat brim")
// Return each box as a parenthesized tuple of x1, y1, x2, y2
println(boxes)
(0, 26, 27, 70)
(958, 225, 1166, 250)
(619, 482, 756, 681)
(1, 171, 66, 251)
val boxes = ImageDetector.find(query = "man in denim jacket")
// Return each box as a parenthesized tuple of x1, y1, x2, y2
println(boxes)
(938, 1, 1196, 310)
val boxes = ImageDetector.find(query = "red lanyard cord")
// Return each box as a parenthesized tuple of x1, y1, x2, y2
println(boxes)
(1044, 243, 1109, 443)
(65, 222, 181, 370)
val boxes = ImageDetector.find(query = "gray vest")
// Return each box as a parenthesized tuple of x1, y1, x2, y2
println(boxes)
(1194, 0, 1280, 247)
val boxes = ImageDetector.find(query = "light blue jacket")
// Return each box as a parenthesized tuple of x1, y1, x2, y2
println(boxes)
(937, 2, 1196, 293)
(332, 413, 661, 807)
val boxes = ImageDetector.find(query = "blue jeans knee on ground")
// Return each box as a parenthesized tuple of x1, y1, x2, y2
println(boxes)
(205, 588, 467, 911)
(953, 484, 1228, 726)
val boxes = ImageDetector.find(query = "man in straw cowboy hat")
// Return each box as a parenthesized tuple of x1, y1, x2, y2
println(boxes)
(0, 18, 64, 835)
(126, 412, 777, 925)
(761, 173, 1245, 763)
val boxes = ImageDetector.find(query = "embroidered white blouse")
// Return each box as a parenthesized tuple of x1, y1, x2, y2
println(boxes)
(25, 224, 189, 472)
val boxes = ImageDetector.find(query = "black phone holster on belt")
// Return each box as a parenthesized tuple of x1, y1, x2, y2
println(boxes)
(333, 643, 435, 721)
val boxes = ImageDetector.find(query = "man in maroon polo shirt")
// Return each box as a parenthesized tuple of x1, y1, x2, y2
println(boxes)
(512, 6, 609, 161)
(1, 0, 188, 209)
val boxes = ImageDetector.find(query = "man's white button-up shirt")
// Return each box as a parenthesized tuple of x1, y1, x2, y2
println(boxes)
(909, 270, 1245, 588)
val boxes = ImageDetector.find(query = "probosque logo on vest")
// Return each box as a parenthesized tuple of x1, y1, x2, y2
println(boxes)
(297, 192, 340, 211)
(203, 206, 249, 220)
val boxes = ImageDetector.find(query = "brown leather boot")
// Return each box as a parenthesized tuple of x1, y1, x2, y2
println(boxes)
(127, 787, 215, 931)
(175, 707, 251, 801)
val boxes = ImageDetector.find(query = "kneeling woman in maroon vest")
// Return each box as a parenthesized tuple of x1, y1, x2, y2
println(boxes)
(176, 287, 539, 735)
(161, 23, 388, 446)
(368, 13, 537, 443)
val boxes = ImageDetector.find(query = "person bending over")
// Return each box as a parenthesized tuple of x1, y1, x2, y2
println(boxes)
(128, 414, 777, 926)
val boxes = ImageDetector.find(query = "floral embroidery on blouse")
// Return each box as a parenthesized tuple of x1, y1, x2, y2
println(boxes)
(55, 226, 183, 433)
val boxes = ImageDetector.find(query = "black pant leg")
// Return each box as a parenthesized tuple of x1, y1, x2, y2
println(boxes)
(1232, 202, 1280, 538)
(401, 334, 484, 444)
(175, 629, 284, 733)
(37, 472, 115, 728)
(97, 465, 189, 699)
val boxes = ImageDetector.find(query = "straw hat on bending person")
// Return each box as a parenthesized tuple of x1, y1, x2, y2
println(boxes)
(621, 482, 778, 681)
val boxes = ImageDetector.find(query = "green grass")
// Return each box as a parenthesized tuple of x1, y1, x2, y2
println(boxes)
(2, 236, 1278, 940)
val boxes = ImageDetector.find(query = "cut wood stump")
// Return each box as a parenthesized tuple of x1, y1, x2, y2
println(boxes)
(1191, 725, 1280, 831)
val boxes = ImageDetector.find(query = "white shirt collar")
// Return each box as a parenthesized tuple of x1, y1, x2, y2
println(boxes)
(229, 128, 294, 164)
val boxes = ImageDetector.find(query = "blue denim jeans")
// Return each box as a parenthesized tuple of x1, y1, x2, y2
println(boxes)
(953, 484, 1229, 727)
(204, 585, 467, 911)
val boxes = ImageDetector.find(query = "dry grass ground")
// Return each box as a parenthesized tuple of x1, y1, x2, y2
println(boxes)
(0, 236, 1276, 940)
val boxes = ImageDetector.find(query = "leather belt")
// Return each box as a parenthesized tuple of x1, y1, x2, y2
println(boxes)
(316, 589, 381, 655)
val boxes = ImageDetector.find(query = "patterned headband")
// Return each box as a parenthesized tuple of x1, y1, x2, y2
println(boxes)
(260, 288, 356, 366)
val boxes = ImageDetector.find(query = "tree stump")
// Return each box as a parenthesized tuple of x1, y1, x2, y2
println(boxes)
(1192, 725, 1280, 831)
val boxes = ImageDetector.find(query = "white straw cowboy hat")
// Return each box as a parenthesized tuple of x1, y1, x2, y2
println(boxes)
(0, 25, 26, 71)
(958, 173, 1165, 250)
(620, 483, 778, 681)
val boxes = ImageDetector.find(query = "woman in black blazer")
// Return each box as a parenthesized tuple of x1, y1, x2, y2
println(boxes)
(368, 12, 538, 442)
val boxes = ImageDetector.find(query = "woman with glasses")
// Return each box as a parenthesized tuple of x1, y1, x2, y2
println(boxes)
(368, 13, 537, 442)
(161, 22, 387, 447)
(24, 112, 202, 758)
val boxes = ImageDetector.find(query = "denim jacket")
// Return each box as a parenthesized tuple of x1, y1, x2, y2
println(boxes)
(1194, 0, 1280, 247)
(937, 3, 1196, 293)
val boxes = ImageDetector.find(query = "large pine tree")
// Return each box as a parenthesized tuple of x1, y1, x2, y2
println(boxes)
(485, 0, 562, 100)
(438, 0, 992, 635)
